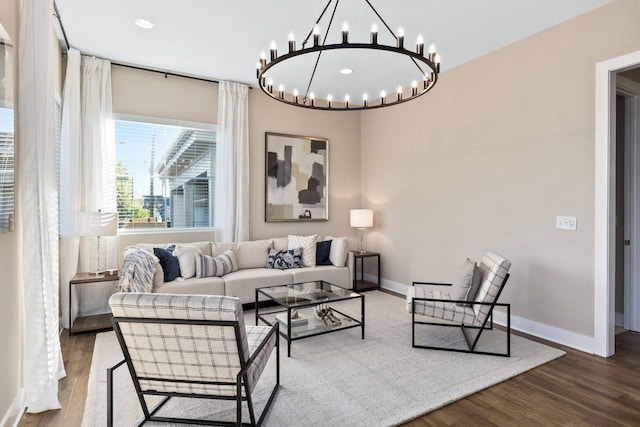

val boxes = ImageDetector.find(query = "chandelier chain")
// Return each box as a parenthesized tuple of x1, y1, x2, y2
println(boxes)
(303, 0, 341, 104)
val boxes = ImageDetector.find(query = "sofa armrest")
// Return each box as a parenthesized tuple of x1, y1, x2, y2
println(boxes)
(346, 251, 355, 285)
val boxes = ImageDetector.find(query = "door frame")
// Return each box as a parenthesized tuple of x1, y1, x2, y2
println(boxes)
(595, 50, 640, 357)
(617, 76, 640, 332)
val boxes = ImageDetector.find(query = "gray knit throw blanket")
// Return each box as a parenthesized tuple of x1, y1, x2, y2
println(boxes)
(119, 249, 157, 293)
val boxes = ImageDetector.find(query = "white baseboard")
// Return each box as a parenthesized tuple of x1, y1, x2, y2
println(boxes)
(1, 388, 25, 427)
(376, 276, 596, 354)
(615, 312, 624, 327)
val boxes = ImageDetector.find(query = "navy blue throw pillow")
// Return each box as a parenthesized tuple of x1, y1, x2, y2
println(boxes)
(316, 240, 333, 265)
(154, 245, 181, 282)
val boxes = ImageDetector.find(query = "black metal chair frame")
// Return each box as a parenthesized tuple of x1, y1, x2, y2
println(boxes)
(411, 273, 511, 357)
(108, 317, 280, 427)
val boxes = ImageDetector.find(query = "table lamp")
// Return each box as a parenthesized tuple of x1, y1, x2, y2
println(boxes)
(78, 210, 117, 275)
(350, 209, 373, 254)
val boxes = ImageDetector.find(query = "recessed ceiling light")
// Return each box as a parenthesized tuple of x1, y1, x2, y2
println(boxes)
(340, 68, 353, 75)
(134, 18, 155, 29)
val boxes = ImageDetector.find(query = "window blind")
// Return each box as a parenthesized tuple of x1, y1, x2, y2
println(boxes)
(115, 119, 216, 230)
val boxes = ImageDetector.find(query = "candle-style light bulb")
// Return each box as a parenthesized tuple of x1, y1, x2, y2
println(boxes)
(278, 84, 284, 99)
(416, 34, 424, 56)
(397, 86, 403, 101)
(288, 32, 296, 52)
(380, 90, 386, 105)
(313, 25, 321, 46)
(362, 93, 368, 107)
(428, 43, 436, 61)
(293, 88, 299, 103)
(345, 94, 350, 108)
(371, 23, 378, 44)
(397, 27, 405, 48)
(270, 41, 278, 61)
(259, 51, 267, 68)
(256, 62, 262, 78)
(342, 21, 349, 44)
(423, 75, 429, 89)
(327, 94, 333, 108)
(310, 92, 315, 107)
(434, 53, 441, 72)
(267, 77, 273, 92)
(411, 80, 418, 96)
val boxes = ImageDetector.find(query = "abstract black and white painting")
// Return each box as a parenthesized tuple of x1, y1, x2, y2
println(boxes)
(265, 132, 328, 222)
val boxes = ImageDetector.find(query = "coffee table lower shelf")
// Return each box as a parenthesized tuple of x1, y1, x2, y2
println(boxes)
(255, 281, 365, 357)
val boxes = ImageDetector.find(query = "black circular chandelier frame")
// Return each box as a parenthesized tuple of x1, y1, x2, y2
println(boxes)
(256, 0, 440, 111)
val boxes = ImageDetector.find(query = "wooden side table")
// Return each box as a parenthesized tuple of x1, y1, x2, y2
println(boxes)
(353, 251, 381, 291)
(69, 272, 118, 335)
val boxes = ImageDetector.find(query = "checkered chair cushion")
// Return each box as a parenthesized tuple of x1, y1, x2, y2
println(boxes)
(406, 287, 482, 326)
(406, 251, 510, 327)
(109, 293, 276, 396)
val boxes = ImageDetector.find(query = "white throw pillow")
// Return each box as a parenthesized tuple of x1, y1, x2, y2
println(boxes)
(172, 244, 202, 279)
(288, 234, 318, 267)
(325, 236, 348, 267)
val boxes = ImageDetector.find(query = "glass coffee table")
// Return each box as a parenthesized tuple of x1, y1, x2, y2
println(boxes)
(255, 281, 365, 357)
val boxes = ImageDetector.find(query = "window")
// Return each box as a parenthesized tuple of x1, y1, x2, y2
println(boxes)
(0, 105, 13, 232)
(114, 119, 216, 230)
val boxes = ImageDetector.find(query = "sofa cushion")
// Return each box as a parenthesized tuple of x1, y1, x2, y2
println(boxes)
(315, 240, 332, 265)
(288, 234, 318, 267)
(156, 276, 225, 296)
(223, 268, 293, 304)
(325, 236, 348, 267)
(289, 266, 351, 289)
(233, 239, 273, 270)
(196, 249, 239, 277)
(173, 244, 202, 279)
(266, 248, 303, 270)
(154, 246, 181, 282)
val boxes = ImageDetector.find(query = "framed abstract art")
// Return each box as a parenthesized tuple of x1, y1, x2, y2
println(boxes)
(265, 132, 329, 222)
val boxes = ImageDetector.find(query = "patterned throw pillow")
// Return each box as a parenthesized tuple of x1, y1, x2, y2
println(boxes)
(288, 234, 318, 267)
(195, 249, 238, 278)
(266, 248, 303, 270)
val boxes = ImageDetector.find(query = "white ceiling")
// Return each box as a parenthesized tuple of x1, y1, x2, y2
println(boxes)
(55, 0, 611, 101)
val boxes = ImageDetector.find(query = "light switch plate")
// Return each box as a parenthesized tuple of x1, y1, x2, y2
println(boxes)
(556, 216, 577, 231)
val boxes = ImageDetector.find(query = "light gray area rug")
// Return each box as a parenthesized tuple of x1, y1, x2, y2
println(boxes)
(82, 291, 564, 426)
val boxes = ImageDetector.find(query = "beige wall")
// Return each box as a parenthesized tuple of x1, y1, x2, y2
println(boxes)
(360, 0, 640, 338)
(0, 0, 21, 423)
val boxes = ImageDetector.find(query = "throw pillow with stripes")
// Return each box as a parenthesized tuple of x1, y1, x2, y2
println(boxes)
(196, 249, 238, 278)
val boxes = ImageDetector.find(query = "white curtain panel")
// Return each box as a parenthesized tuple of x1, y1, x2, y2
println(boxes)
(59, 49, 82, 329)
(77, 55, 117, 314)
(18, 0, 66, 413)
(215, 81, 250, 241)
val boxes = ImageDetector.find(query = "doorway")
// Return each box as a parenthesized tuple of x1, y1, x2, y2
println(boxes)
(594, 50, 640, 357)
(616, 71, 640, 339)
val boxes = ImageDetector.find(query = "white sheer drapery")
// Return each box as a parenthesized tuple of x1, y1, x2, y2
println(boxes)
(18, 0, 66, 413)
(215, 81, 250, 241)
(59, 49, 81, 328)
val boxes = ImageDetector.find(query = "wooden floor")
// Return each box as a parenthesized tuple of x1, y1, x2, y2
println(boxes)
(19, 327, 640, 426)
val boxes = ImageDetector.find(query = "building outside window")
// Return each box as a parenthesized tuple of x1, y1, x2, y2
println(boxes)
(115, 119, 216, 230)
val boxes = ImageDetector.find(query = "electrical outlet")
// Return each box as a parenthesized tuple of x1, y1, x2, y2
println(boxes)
(556, 216, 577, 231)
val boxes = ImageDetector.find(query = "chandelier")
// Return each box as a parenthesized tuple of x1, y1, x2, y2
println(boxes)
(256, 0, 440, 111)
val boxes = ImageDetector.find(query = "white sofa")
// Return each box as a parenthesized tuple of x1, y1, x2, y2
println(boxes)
(124, 236, 354, 304)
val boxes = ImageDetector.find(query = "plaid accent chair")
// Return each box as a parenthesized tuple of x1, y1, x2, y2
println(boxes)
(406, 252, 511, 357)
(108, 293, 279, 426)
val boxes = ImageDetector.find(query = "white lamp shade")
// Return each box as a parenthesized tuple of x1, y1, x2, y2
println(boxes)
(78, 211, 117, 237)
(350, 209, 373, 228)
